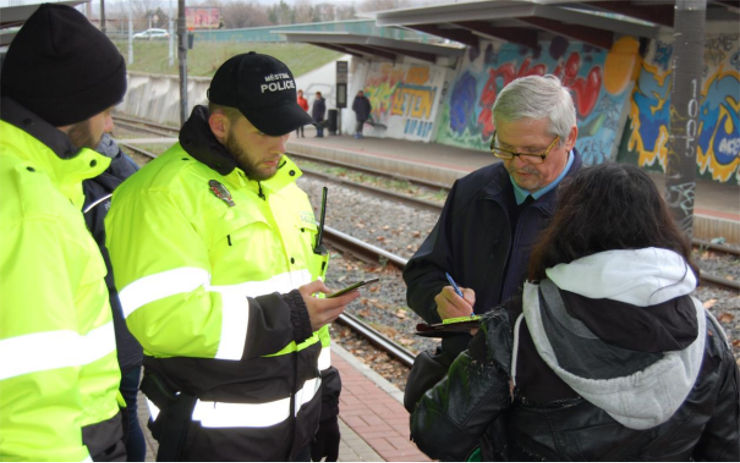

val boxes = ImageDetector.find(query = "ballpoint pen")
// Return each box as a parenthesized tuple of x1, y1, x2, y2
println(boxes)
(445, 272, 464, 298)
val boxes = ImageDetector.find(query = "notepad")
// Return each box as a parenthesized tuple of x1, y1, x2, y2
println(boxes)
(415, 315, 481, 337)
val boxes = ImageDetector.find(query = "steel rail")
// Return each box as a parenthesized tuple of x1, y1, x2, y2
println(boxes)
(113, 115, 179, 135)
(336, 312, 416, 368)
(117, 142, 157, 160)
(114, 121, 177, 138)
(287, 151, 451, 191)
(700, 270, 740, 291)
(692, 238, 740, 257)
(323, 226, 408, 270)
(322, 228, 418, 367)
(300, 168, 443, 212)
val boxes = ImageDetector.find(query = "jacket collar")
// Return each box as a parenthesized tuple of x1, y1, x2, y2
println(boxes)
(1, 96, 80, 159)
(179, 105, 237, 175)
(480, 149, 582, 214)
(178, 105, 301, 196)
(0, 98, 110, 208)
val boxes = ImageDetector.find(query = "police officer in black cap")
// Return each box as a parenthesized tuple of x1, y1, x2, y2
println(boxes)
(106, 52, 359, 461)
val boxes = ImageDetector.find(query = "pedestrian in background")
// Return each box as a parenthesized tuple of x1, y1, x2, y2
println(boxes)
(351, 90, 372, 139)
(403, 75, 582, 410)
(312, 90, 326, 137)
(84, 133, 146, 462)
(411, 163, 740, 461)
(105, 52, 358, 461)
(0, 4, 127, 460)
(296, 89, 309, 138)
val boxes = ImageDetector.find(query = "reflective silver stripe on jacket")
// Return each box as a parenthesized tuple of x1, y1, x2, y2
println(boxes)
(190, 377, 321, 428)
(318, 345, 331, 371)
(0, 322, 115, 381)
(118, 267, 312, 360)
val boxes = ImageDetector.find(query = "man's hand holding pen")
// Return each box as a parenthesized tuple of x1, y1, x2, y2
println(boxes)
(435, 272, 476, 321)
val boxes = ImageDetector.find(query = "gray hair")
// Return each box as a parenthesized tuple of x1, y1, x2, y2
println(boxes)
(492, 74, 576, 141)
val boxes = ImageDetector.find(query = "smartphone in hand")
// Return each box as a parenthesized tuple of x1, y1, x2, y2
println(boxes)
(327, 278, 380, 298)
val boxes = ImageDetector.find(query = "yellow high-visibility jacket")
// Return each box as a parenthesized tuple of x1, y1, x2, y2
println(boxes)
(105, 108, 331, 460)
(0, 106, 122, 461)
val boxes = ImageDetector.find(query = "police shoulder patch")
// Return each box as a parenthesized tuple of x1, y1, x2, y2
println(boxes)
(208, 180, 235, 207)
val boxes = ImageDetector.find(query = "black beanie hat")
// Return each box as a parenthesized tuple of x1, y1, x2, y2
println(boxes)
(0, 3, 126, 126)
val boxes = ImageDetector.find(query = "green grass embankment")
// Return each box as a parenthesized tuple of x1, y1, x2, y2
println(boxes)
(112, 40, 342, 78)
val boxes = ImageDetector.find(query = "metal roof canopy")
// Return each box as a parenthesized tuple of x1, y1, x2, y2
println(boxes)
(373, 0, 740, 51)
(280, 30, 465, 63)
(1, 0, 89, 46)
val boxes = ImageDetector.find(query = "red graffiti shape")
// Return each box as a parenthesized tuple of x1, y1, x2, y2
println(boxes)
(562, 52, 581, 86)
(477, 60, 547, 139)
(570, 66, 602, 117)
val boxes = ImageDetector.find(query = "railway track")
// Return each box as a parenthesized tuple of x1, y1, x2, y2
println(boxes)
(113, 115, 179, 137)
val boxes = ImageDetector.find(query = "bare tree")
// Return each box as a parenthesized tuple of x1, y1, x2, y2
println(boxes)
(293, 0, 314, 24)
(335, 4, 358, 20)
(221, 1, 272, 28)
(314, 3, 339, 21)
(104, 0, 163, 31)
(267, 0, 295, 25)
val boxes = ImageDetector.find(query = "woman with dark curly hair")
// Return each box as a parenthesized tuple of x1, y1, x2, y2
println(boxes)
(410, 163, 740, 461)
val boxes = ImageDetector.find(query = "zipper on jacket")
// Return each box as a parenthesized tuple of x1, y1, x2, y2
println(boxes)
(257, 181, 265, 200)
(227, 234, 232, 246)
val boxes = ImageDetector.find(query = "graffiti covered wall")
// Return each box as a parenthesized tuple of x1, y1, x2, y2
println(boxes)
(362, 62, 448, 142)
(435, 36, 639, 166)
(621, 33, 740, 184)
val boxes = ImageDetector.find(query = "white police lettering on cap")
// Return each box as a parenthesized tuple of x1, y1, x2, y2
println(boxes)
(260, 72, 295, 93)
(260, 80, 295, 94)
(264, 72, 290, 82)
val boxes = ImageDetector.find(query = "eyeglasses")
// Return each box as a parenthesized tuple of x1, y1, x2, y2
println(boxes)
(489, 130, 560, 165)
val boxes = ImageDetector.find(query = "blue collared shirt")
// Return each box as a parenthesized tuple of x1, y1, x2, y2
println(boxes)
(511, 150, 574, 205)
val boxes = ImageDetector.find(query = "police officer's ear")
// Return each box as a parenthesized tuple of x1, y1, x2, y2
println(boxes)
(208, 109, 231, 144)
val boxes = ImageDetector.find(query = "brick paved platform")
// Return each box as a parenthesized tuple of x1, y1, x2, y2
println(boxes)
(333, 345, 430, 462)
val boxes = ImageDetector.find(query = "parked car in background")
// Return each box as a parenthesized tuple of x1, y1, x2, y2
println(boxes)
(133, 28, 169, 39)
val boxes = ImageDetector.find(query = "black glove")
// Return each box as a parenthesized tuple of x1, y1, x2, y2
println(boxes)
(310, 414, 340, 462)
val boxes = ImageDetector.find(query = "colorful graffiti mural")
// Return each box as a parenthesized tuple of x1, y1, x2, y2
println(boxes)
(625, 34, 740, 184)
(436, 36, 638, 166)
(363, 62, 446, 141)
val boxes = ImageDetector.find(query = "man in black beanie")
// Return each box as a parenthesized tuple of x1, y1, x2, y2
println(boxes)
(0, 4, 128, 461)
